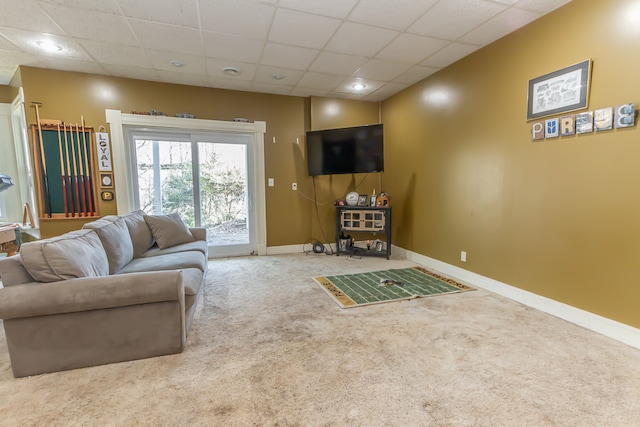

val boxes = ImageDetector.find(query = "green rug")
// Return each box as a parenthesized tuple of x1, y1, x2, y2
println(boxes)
(314, 267, 474, 308)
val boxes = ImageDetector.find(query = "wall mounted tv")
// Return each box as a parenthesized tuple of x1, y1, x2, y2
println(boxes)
(306, 124, 384, 176)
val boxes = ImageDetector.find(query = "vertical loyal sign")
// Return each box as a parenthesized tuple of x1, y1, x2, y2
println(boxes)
(96, 132, 112, 171)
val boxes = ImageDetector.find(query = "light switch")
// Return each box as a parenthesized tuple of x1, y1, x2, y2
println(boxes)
(268, 178, 274, 187)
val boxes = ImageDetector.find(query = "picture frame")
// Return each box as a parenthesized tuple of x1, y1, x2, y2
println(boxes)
(527, 59, 592, 121)
(357, 194, 368, 206)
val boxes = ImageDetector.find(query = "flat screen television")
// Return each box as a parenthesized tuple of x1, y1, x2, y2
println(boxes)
(306, 124, 384, 176)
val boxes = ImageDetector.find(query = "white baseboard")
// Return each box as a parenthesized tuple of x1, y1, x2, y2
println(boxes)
(266, 244, 304, 255)
(393, 245, 640, 350)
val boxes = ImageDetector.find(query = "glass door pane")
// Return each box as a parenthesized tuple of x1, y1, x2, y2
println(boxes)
(134, 139, 194, 225)
(198, 142, 249, 246)
(130, 130, 256, 258)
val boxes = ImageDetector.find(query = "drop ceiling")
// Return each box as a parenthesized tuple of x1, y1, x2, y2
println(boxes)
(0, 0, 572, 101)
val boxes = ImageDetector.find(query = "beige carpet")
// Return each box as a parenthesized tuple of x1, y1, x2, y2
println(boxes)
(1, 253, 639, 426)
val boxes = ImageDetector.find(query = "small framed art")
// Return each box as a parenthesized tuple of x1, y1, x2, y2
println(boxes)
(527, 59, 592, 120)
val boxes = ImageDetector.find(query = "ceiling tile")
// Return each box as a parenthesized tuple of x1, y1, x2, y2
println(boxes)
(199, 0, 275, 39)
(157, 70, 214, 88)
(334, 77, 383, 95)
(368, 82, 409, 100)
(202, 32, 264, 63)
(295, 72, 345, 90)
(277, 0, 359, 19)
(146, 50, 206, 74)
(39, 57, 106, 75)
(205, 77, 253, 92)
(0, 0, 572, 101)
(460, 7, 541, 45)
(205, 58, 257, 81)
(408, 0, 508, 40)
(0, 0, 63, 34)
(39, 0, 121, 14)
(324, 22, 398, 57)
(0, 35, 19, 52)
(102, 63, 162, 81)
(421, 42, 480, 68)
(260, 43, 319, 70)
(39, 3, 137, 46)
(309, 52, 367, 76)
(118, 0, 199, 28)
(268, 9, 341, 49)
(514, 0, 572, 13)
(375, 33, 449, 64)
(355, 58, 412, 81)
(0, 28, 92, 60)
(250, 81, 293, 95)
(129, 20, 202, 55)
(394, 65, 440, 85)
(0, 50, 48, 68)
(78, 40, 152, 67)
(347, 0, 440, 31)
(253, 65, 303, 86)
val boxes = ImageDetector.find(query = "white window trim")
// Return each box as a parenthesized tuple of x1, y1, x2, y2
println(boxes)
(105, 110, 267, 255)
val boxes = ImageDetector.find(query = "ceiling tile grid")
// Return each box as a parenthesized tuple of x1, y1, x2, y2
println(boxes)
(0, 0, 572, 101)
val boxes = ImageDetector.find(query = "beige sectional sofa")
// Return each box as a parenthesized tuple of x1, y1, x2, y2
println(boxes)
(0, 210, 208, 377)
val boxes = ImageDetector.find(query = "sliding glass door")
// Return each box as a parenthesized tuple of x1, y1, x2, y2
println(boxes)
(129, 130, 255, 257)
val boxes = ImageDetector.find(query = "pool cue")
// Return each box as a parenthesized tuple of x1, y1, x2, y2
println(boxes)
(57, 123, 69, 217)
(81, 116, 94, 216)
(62, 123, 75, 217)
(32, 102, 52, 218)
(69, 124, 82, 216)
(75, 123, 87, 216)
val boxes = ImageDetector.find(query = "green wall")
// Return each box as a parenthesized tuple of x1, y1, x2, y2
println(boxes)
(382, 0, 640, 328)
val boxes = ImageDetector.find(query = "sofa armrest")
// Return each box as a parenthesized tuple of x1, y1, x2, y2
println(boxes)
(0, 270, 184, 320)
(189, 227, 207, 241)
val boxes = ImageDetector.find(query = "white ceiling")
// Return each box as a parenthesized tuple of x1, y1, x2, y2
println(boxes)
(0, 0, 572, 101)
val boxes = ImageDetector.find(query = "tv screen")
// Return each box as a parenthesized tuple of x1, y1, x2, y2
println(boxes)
(306, 124, 384, 176)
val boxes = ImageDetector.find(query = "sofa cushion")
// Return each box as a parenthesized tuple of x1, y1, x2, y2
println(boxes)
(83, 217, 134, 274)
(122, 210, 155, 258)
(140, 240, 208, 259)
(116, 251, 206, 275)
(20, 230, 109, 282)
(144, 212, 194, 249)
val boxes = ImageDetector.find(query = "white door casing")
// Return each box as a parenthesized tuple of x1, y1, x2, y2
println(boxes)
(105, 110, 267, 256)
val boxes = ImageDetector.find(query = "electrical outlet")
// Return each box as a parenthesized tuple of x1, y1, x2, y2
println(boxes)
(460, 251, 467, 262)
(292, 182, 297, 190)
(268, 178, 274, 187)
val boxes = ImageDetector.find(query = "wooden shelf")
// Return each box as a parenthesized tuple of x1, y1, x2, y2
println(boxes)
(335, 205, 391, 260)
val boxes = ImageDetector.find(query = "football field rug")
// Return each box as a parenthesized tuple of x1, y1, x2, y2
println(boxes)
(314, 266, 474, 308)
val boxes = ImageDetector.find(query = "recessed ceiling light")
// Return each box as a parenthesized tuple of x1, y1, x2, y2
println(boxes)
(352, 83, 366, 91)
(272, 73, 286, 80)
(223, 66, 240, 76)
(170, 60, 185, 67)
(36, 40, 62, 53)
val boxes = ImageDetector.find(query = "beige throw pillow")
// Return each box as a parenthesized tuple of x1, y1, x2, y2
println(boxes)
(20, 229, 109, 282)
(143, 212, 195, 249)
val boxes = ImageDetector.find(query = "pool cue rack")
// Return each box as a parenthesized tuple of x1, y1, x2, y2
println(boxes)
(31, 122, 99, 219)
